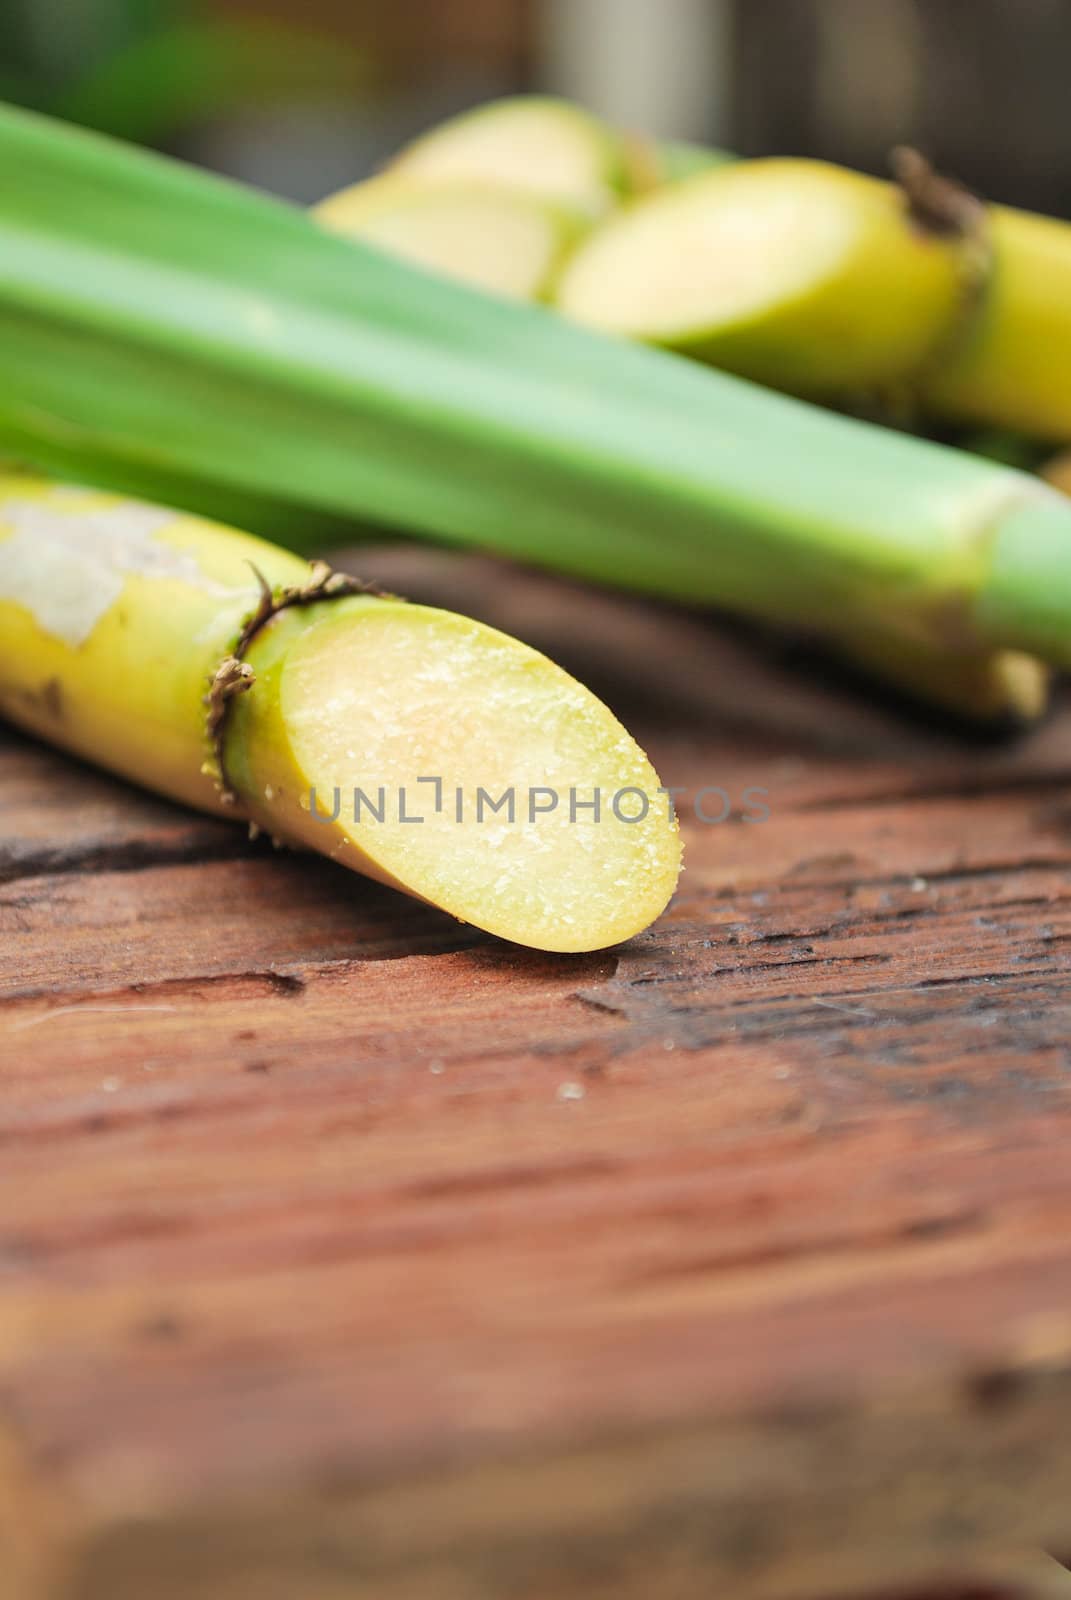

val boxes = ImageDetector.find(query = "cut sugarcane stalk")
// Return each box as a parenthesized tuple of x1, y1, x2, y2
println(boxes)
(314, 176, 583, 301)
(3, 105, 1071, 686)
(558, 150, 1071, 441)
(321, 127, 1047, 724)
(556, 159, 966, 394)
(0, 473, 681, 953)
(390, 96, 627, 220)
(920, 203, 1071, 439)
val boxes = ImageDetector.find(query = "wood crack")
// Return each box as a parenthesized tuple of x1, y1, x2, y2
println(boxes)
(0, 832, 248, 888)
(790, 771, 1071, 813)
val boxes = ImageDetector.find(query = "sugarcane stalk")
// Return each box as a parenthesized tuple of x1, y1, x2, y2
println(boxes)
(339, 100, 1055, 720)
(310, 186, 1051, 722)
(391, 99, 1071, 442)
(920, 200, 1071, 439)
(557, 145, 1071, 443)
(0, 471, 680, 953)
(2, 104, 1071, 683)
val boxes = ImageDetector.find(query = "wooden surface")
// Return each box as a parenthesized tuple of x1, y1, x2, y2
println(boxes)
(3, 548, 1071, 1600)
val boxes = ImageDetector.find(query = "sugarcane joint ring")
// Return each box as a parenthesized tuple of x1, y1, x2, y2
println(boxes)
(889, 146, 995, 405)
(204, 560, 391, 809)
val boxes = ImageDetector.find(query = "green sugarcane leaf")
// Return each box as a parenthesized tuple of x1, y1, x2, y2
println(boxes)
(0, 99, 1067, 666)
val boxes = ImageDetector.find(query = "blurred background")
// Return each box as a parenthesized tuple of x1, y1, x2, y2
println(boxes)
(4, 0, 1070, 214)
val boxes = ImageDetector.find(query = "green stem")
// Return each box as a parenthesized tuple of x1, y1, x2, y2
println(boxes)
(1, 104, 1070, 670)
(975, 495, 1071, 667)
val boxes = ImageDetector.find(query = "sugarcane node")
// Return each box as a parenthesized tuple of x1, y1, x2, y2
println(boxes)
(891, 145, 984, 240)
(204, 559, 395, 809)
(883, 146, 995, 420)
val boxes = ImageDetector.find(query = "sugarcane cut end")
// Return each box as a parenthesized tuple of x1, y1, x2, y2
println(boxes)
(556, 156, 965, 398)
(392, 95, 625, 218)
(235, 598, 682, 953)
(557, 160, 864, 339)
(314, 177, 578, 301)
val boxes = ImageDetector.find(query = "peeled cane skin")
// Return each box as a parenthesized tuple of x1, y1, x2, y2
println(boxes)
(0, 474, 680, 953)
(0, 474, 305, 814)
(5, 104, 1071, 674)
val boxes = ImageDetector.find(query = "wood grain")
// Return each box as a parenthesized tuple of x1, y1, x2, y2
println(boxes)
(2, 552, 1071, 1600)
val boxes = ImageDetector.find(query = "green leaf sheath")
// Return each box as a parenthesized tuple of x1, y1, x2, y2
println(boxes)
(1, 103, 1070, 664)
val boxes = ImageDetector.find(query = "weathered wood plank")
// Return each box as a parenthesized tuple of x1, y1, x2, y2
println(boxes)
(0, 733, 239, 886)
(2, 559, 1070, 1600)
